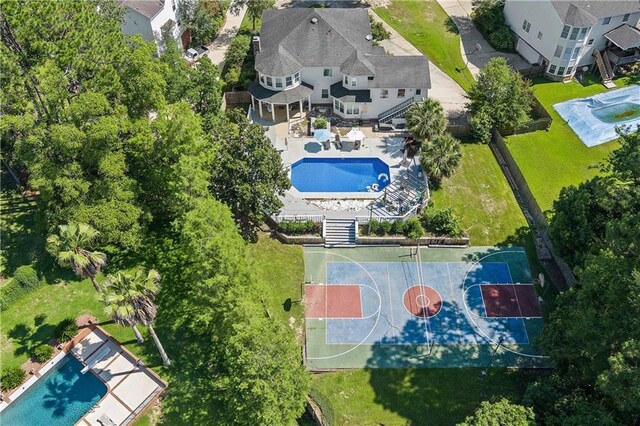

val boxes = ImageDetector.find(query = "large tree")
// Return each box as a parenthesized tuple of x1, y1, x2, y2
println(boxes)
(406, 98, 447, 144)
(178, 0, 225, 46)
(47, 223, 107, 292)
(231, 0, 274, 31)
(467, 57, 533, 131)
(459, 398, 535, 426)
(419, 133, 462, 182)
(209, 112, 290, 239)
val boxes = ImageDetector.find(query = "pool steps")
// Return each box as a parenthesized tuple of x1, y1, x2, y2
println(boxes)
(81, 347, 111, 374)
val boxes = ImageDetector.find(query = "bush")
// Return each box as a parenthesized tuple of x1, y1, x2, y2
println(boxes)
(469, 106, 493, 144)
(55, 318, 78, 343)
(222, 34, 251, 89)
(1, 367, 26, 391)
(369, 17, 390, 42)
(0, 265, 43, 311)
(14, 265, 40, 290)
(31, 343, 54, 363)
(277, 221, 321, 236)
(404, 217, 425, 239)
(471, 0, 513, 52)
(390, 220, 407, 236)
(380, 220, 392, 235)
(424, 208, 464, 237)
(313, 117, 327, 129)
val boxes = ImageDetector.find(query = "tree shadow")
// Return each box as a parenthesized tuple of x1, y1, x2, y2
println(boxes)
(8, 321, 57, 358)
(444, 16, 460, 35)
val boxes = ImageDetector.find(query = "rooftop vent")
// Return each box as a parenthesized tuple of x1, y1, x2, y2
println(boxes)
(365, 34, 373, 41)
(311, 17, 318, 24)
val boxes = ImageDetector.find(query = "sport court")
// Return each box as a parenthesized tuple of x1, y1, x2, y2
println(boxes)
(304, 246, 546, 369)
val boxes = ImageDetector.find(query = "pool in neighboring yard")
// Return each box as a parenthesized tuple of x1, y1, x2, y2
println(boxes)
(0, 354, 106, 425)
(291, 157, 391, 193)
(553, 85, 640, 147)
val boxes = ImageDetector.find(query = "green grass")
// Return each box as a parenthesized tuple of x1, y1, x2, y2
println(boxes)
(0, 185, 41, 277)
(505, 75, 638, 211)
(430, 143, 529, 246)
(374, 0, 474, 92)
(311, 368, 540, 426)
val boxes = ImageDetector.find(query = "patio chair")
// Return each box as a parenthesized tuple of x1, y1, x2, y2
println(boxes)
(334, 134, 343, 150)
(354, 140, 362, 150)
(98, 414, 117, 426)
(323, 140, 331, 150)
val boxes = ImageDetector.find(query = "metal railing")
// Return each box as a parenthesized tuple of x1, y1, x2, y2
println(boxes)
(273, 214, 325, 223)
(378, 97, 415, 123)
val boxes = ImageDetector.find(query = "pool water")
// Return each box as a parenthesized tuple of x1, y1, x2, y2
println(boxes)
(553, 85, 640, 147)
(291, 157, 391, 193)
(0, 355, 107, 426)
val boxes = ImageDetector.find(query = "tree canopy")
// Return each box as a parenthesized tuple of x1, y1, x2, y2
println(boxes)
(459, 398, 535, 426)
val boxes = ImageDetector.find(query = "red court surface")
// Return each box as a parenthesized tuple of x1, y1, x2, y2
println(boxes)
(403, 285, 442, 318)
(481, 284, 542, 318)
(306, 285, 362, 319)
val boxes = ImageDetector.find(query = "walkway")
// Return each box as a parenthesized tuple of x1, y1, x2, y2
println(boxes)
(435, 0, 530, 78)
(206, 5, 247, 69)
(368, 10, 468, 121)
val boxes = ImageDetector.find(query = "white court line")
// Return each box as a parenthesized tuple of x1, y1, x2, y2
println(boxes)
(446, 263, 465, 341)
(416, 247, 431, 347)
(385, 263, 396, 341)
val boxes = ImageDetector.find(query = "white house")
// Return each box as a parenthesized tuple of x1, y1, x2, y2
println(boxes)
(248, 8, 431, 123)
(504, 0, 640, 81)
(119, 0, 189, 52)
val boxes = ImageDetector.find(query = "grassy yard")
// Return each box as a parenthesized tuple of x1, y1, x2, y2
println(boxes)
(0, 186, 41, 277)
(505, 75, 638, 211)
(374, 0, 474, 92)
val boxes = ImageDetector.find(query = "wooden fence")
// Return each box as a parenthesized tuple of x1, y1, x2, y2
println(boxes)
(499, 97, 553, 136)
(221, 91, 251, 111)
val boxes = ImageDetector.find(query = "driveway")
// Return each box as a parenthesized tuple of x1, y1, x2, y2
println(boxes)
(206, 6, 247, 69)
(436, 0, 530, 77)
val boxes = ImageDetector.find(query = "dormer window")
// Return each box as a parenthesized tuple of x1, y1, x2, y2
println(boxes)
(275, 78, 283, 88)
(260, 75, 265, 84)
(323, 68, 332, 77)
(266, 76, 273, 86)
(286, 76, 292, 87)
(294, 73, 300, 83)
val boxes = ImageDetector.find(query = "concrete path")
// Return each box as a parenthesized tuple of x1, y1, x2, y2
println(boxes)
(436, 0, 529, 78)
(369, 10, 468, 121)
(206, 6, 247, 69)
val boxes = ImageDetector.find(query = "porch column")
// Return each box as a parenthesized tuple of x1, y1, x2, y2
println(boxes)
(271, 103, 275, 122)
(258, 100, 263, 118)
(251, 95, 255, 111)
(308, 95, 312, 112)
(299, 99, 303, 116)
(286, 102, 290, 122)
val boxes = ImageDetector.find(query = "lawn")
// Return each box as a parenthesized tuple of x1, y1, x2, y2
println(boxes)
(0, 185, 41, 277)
(374, 0, 474, 92)
(505, 75, 638, 211)
(311, 367, 540, 426)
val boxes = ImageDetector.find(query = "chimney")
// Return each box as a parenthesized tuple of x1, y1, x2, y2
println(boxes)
(252, 36, 261, 54)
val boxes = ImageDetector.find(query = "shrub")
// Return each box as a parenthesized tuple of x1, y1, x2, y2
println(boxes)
(367, 220, 381, 236)
(277, 221, 321, 236)
(313, 117, 327, 129)
(380, 221, 392, 235)
(222, 34, 251, 88)
(31, 343, 54, 363)
(14, 265, 40, 290)
(390, 220, 407, 235)
(369, 17, 390, 41)
(0, 265, 43, 311)
(424, 208, 464, 237)
(471, 0, 513, 52)
(469, 106, 493, 144)
(55, 318, 78, 343)
(1, 367, 26, 391)
(404, 217, 425, 239)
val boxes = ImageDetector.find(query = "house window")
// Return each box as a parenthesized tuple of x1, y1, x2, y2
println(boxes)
(561, 25, 570, 38)
(294, 73, 300, 83)
(554, 45, 562, 58)
(275, 78, 283, 88)
(172, 0, 176, 11)
(321, 89, 329, 99)
(351, 78, 356, 87)
(558, 66, 565, 75)
(588, 39, 594, 45)
(381, 89, 388, 98)
(339, 102, 344, 113)
(397, 89, 406, 98)
(416, 89, 422, 95)
(323, 68, 332, 77)
(562, 47, 572, 60)
(603, 17, 611, 25)
(548, 64, 557, 74)
(570, 27, 579, 40)
(334, 99, 340, 109)
(566, 66, 573, 75)
(260, 75, 265, 84)
(347, 104, 353, 114)
(286, 76, 292, 87)
(266, 76, 273, 86)
(353, 105, 360, 114)
(344, 75, 348, 85)
(579, 27, 588, 40)
(572, 46, 580, 60)
(623, 13, 630, 22)
(522, 19, 531, 33)
(537, 31, 543, 40)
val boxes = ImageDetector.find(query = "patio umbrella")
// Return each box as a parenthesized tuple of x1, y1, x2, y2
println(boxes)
(313, 129, 332, 142)
(346, 128, 365, 141)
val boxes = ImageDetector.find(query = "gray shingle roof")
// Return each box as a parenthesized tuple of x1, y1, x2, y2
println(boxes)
(248, 81, 314, 104)
(119, 0, 164, 19)
(604, 24, 640, 49)
(550, 1, 640, 26)
(255, 8, 430, 89)
(330, 82, 372, 102)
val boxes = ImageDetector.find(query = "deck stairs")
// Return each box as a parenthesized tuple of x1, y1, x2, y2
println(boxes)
(593, 50, 616, 89)
(323, 218, 356, 247)
(378, 98, 415, 124)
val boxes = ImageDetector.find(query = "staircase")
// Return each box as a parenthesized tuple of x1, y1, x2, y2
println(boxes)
(378, 98, 415, 124)
(323, 218, 356, 247)
(593, 50, 616, 89)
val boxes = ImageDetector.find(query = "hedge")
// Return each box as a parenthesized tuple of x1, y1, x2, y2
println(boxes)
(471, 0, 514, 52)
(277, 221, 322, 236)
(364, 218, 425, 238)
(222, 33, 253, 89)
(0, 265, 42, 311)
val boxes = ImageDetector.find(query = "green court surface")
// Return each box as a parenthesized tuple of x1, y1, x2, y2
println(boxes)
(304, 246, 548, 370)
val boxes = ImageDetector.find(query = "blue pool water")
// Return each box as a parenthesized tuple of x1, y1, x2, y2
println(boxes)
(553, 85, 640, 147)
(291, 157, 391, 193)
(0, 355, 107, 426)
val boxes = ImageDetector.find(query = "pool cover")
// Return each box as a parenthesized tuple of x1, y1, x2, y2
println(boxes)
(553, 85, 640, 147)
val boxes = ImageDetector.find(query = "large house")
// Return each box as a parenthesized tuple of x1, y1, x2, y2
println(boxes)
(504, 0, 640, 82)
(119, 0, 189, 51)
(248, 8, 431, 123)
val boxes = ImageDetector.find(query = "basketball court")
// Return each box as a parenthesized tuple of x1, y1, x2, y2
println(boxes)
(304, 246, 547, 369)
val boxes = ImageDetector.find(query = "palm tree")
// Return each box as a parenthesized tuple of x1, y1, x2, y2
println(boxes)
(420, 133, 462, 182)
(406, 98, 447, 144)
(102, 268, 171, 366)
(47, 223, 107, 293)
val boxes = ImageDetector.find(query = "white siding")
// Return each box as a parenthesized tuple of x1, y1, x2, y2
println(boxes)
(121, 0, 184, 52)
(504, 0, 564, 60)
(516, 38, 542, 64)
(150, 0, 184, 48)
(577, 12, 640, 67)
(300, 67, 341, 104)
(121, 9, 155, 42)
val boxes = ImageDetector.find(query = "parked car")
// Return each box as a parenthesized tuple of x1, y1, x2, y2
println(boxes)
(184, 45, 209, 63)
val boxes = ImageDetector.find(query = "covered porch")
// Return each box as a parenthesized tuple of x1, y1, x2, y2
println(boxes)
(604, 24, 640, 70)
(248, 81, 314, 123)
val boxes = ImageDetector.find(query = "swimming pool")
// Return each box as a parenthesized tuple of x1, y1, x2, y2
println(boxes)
(553, 85, 640, 147)
(291, 157, 391, 193)
(0, 354, 106, 425)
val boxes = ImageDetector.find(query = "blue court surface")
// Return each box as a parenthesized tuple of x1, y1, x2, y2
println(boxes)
(304, 246, 547, 369)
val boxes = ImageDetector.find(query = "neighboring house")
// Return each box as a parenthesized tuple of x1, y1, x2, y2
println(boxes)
(248, 8, 430, 123)
(504, 0, 640, 81)
(119, 0, 189, 51)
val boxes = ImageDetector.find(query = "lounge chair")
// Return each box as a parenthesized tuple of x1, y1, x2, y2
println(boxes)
(354, 140, 362, 150)
(334, 134, 343, 150)
(323, 140, 331, 150)
(98, 414, 117, 426)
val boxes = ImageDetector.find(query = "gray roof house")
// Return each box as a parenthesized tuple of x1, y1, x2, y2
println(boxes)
(504, 0, 640, 82)
(248, 8, 430, 123)
(119, 0, 189, 52)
